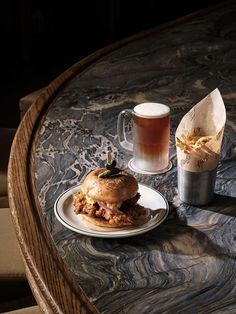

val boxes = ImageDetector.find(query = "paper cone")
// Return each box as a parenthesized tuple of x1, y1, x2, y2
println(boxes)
(175, 88, 226, 172)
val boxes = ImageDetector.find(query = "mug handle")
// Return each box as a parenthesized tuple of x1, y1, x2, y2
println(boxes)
(117, 109, 133, 151)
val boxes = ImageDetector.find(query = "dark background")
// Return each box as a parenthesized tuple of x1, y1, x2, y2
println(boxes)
(0, 0, 226, 128)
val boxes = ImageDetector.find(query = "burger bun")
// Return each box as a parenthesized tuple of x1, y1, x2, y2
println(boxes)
(80, 168, 138, 204)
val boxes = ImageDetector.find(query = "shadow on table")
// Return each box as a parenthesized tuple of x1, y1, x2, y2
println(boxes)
(204, 193, 236, 217)
(125, 197, 236, 258)
(137, 221, 234, 260)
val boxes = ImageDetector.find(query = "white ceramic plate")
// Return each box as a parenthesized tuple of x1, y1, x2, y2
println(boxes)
(54, 183, 169, 238)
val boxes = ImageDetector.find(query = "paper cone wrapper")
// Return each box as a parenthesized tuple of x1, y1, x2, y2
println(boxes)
(175, 88, 226, 172)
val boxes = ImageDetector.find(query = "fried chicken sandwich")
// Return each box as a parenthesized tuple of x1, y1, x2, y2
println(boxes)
(73, 159, 147, 228)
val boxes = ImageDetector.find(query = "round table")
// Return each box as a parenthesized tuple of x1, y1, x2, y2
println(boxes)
(8, 2, 236, 313)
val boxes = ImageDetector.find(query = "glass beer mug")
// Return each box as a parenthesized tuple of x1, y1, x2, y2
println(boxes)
(117, 102, 171, 174)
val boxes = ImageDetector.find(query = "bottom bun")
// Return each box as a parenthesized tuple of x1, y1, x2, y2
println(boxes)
(83, 215, 132, 228)
(82, 207, 150, 229)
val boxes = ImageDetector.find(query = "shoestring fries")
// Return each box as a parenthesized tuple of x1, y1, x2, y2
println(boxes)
(176, 128, 216, 163)
(176, 128, 213, 153)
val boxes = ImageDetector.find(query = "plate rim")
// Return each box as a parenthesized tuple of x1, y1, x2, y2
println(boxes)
(54, 183, 169, 238)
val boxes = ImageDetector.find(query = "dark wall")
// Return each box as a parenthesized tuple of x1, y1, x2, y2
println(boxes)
(0, 0, 225, 128)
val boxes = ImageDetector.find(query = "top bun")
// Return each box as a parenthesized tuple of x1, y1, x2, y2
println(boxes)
(80, 168, 138, 203)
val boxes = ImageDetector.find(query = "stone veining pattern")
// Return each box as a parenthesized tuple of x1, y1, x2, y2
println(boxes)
(35, 5, 236, 314)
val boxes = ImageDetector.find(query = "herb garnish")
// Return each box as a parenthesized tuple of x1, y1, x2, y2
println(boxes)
(99, 151, 121, 178)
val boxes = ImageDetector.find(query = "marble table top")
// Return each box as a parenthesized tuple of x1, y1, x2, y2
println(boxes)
(35, 3, 236, 313)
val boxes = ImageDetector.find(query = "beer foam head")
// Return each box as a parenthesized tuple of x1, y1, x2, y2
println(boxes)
(134, 103, 170, 118)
